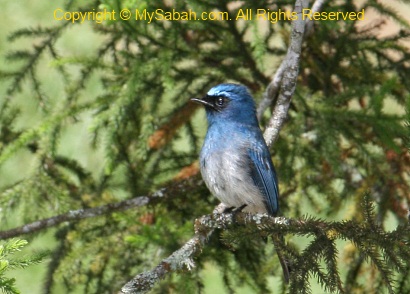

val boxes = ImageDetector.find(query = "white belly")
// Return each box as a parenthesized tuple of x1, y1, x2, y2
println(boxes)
(200, 150, 267, 214)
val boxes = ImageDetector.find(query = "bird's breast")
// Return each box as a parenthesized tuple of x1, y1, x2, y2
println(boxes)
(199, 135, 267, 213)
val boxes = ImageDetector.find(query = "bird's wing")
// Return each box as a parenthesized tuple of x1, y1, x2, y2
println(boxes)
(247, 145, 279, 215)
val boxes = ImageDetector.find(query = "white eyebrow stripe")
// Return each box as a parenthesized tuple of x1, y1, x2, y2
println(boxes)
(207, 89, 230, 96)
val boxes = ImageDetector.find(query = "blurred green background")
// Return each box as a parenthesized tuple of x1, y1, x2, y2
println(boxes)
(1, 2, 106, 293)
(1, 1, 409, 293)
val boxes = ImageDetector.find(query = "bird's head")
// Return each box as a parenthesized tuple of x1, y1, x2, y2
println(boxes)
(191, 83, 259, 126)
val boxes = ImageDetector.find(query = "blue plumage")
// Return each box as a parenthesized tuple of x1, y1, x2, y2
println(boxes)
(248, 145, 279, 215)
(191, 83, 279, 216)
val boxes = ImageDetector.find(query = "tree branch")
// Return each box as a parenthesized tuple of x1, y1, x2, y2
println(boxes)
(262, 0, 309, 147)
(0, 175, 205, 240)
(259, 0, 327, 147)
(0, 195, 152, 240)
(120, 204, 410, 293)
(120, 212, 291, 294)
(120, 235, 205, 294)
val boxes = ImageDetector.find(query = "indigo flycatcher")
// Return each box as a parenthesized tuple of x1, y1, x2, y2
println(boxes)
(191, 83, 289, 282)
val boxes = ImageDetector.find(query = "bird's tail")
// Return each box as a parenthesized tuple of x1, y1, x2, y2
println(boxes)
(271, 235, 290, 284)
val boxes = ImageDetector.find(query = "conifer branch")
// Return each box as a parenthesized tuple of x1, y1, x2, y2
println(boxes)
(121, 205, 410, 293)
(5, 24, 69, 96)
(0, 102, 94, 167)
(0, 196, 150, 240)
(148, 102, 199, 150)
(0, 239, 48, 294)
(0, 176, 203, 240)
(120, 235, 205, 294)
(120, 212, 290, 293)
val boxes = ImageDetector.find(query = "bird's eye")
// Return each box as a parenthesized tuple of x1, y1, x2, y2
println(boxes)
(216, 97, 225, 106)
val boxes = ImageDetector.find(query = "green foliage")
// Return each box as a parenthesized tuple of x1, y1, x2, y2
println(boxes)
(0, 0, 409, 293)
(219, 194, 410, 293)
(0, 239, 48, 294)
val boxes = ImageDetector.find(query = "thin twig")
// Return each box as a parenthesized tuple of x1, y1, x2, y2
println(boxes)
(258, 0, 327, 147)
(306, 0, 327, 34)
(262, 0, 309, 147)
(256, 61, 287, 121)
(0, 195, 151, 240)
(0, 176, 204, 240)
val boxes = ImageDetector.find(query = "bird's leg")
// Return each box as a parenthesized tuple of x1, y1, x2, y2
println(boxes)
(223, 204, 247, 214)
(221, 206, 235, 213)
(233, 204, 248, 213)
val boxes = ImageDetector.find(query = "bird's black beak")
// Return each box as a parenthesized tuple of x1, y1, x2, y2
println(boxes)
(190, 97, 216, 110)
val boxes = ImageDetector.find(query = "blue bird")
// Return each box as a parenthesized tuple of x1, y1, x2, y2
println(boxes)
(191, 83, 289, 282)
(191, 83, 279, 215)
